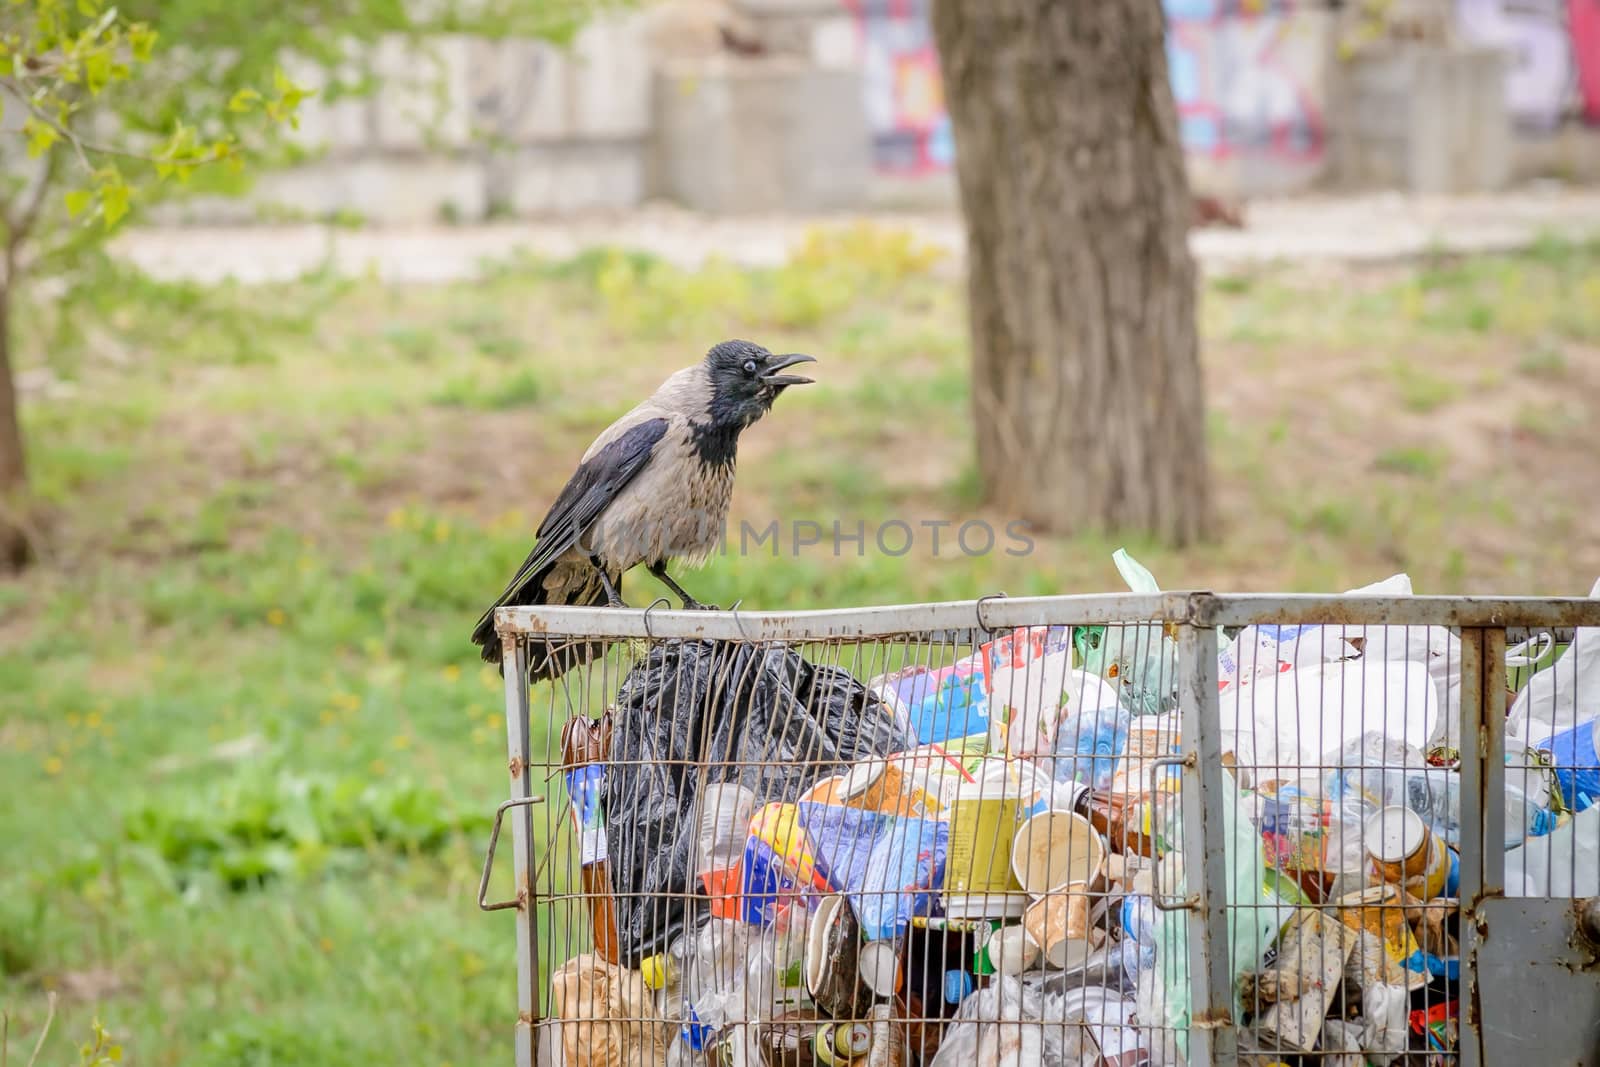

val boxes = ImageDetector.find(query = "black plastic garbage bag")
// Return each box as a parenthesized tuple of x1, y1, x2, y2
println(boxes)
(603, 639, 911, 965)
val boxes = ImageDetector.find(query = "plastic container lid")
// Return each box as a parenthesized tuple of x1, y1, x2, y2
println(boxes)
(943, 969, 974, 1005)
(1365, 806, 1427, 863)
(856, 940, 901, 996)
(838, 758, 890, 800)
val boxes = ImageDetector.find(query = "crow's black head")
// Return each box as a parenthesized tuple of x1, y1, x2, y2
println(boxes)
(703, 339, 816, 429)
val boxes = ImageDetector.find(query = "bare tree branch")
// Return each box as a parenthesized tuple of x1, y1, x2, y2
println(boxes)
(7, 148, 61, 261)
(23, 993, 54, 1067)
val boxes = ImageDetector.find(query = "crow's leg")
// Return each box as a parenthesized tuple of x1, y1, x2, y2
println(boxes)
(589, 556, 626, 608)
(648, 561, 712, 610)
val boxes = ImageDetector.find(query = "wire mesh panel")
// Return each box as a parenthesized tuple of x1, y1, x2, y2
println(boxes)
(482, 594, 1600, 1067)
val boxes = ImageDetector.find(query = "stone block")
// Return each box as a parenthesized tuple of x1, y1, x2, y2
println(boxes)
(810, 16, 859, 70)
(280, 52, 371, 155)
(1339, 44, 1511, 193)
(490, 142, 646, 216)
(469, 37, 569, 144)
(371, 33, 476, 151)
(253, 157, 487, 224)
(570, 14, 652, 140)
(652, 57, 871, 213)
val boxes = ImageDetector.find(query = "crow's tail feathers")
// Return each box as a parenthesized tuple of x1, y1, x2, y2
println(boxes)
(470, 566, 617, 684)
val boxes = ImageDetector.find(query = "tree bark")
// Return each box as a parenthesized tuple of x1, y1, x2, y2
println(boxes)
(0, 279, 32, 570)
(931, 0, 1212, 545)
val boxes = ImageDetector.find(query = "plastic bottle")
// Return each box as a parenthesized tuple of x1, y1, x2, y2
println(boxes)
(559, 713, 620, 965)
(1048, 703, 1130, 791)
(1118, 894, 1158, 986)
(695, 783, 757, 919)
(1329, 763, 1558, 851)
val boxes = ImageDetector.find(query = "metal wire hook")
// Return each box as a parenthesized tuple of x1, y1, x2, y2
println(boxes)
(975, 590, 1009, 635)
(641, 596, 672, 641)
(726, 598, 755, 643)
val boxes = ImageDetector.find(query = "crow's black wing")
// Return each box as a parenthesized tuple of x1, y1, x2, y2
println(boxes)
(471, 417, 668, 643)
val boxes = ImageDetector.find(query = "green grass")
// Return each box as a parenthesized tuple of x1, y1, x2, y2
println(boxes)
(1372, 445, 1447, 479)
(3, 225, 1600, 1065)
(1386, 359, 1462, 413)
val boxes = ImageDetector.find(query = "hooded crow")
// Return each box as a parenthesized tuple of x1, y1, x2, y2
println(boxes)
(470, 339, 816, 680)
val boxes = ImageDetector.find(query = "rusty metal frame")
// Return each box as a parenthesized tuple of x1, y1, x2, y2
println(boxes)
(498, 592, 1600, 642)
(490, 590, 1600, 1067)
(479, 795, 548, 912)
(1177, 622, 1239, 1066)
(500, 636, 538, 1067)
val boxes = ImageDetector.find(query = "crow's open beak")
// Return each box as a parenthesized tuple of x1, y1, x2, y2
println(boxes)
(761, 353, 817, 387)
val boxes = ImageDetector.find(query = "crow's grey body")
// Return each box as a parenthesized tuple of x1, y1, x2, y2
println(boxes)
(471, 341, 814, 680)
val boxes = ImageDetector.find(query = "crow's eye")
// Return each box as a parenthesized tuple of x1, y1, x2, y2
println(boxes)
(742, 359, 758, 376)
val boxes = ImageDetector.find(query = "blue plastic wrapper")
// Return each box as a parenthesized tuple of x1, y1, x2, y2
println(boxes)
(739, 837, 802, 926)
(1538, 717, 1600, 813)
(874, 662, 989, 744)
(796, 802, 948, 940)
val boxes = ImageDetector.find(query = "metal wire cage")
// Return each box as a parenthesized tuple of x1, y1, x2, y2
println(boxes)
(480, 593, 1600, 1067)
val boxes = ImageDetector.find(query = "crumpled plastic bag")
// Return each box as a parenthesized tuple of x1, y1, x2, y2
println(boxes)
(604, 640, 911, 964)
(928, 974, 1109, 1067)
(796, 801, 948, 940)
(1509, 575, 1600, 741)
(1079, 550, 1178, 716)
(550, 954, 673, 1067)
(977, 625, 1123, 757)
(1218, 573, 1467, 747)
(1358, 983, 1409, 1067)
(1218, 659, 1439, 784)
(1506, 803, 1600, 896)
(1139, 785, 1286, 1063)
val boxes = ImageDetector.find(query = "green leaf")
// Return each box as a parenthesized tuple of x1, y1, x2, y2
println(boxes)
(23, 117, 58, 157)
(100, 183, 129, 228)
(126, 22, 155, 61)
(76, 0, 100, 15)
(64, 189, 92, 216)
(84, 47, 111, 93)
(228, 88, 261, 113)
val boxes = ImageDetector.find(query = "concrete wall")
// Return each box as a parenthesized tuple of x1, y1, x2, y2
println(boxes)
(159, 0, 1600, 226)
(165, 16, 653, 225)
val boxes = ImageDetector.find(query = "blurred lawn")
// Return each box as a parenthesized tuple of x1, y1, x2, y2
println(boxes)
(3, 225, 1600, 1064)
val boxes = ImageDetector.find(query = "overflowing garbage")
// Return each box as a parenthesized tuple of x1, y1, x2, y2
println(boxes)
(543, 560, 1600, 1067)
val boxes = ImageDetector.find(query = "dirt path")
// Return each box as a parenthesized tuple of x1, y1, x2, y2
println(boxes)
(111, 188, 1600, 284)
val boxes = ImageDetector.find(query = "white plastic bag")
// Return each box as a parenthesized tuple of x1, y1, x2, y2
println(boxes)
(984, 642, 1123, 757)
(1358, 983, 1409, 1067)
(928, 975, 1102, 1067)
(1506, 803, 1600, 897)
(1508, 575, 1600, 740)
(1219, 659, 1439, 782)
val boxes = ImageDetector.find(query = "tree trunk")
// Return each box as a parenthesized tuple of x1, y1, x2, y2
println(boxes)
(0, 281, 32, 570)
(931, 0, 1212, 545)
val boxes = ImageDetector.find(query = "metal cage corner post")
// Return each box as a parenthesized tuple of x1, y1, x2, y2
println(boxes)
(486, 591, 1600, 1067)
(1175, 618, 1239, 1067)
(492, 634, 541, 1067)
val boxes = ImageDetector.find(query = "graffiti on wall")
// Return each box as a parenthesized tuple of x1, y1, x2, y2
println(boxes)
(848, 0, 952, 175)
(1164, 0, 1327, 163)
(1456, 0, 1600, 128)
(847, 0, 1328, 175)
